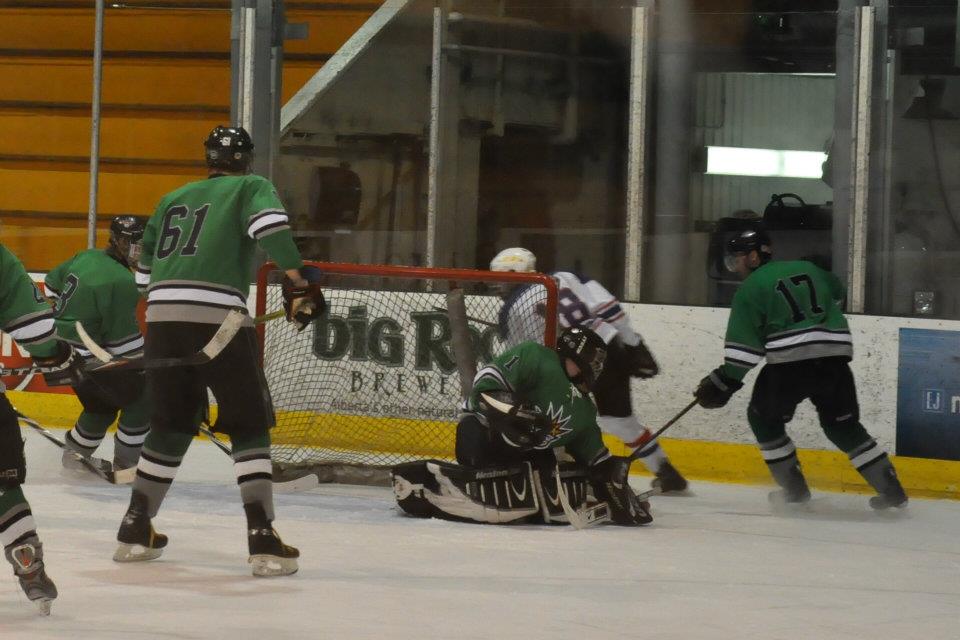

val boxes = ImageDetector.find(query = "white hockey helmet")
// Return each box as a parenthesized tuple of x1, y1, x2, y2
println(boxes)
(490, 247, 537, 273)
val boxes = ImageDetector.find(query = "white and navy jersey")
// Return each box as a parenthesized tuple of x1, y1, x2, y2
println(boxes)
(498, 271, 640, 348)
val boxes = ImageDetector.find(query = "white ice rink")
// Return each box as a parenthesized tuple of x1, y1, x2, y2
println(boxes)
(1, 431, 958, 640)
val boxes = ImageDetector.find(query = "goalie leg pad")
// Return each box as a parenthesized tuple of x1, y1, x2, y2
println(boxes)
(391, 460, 541, 524)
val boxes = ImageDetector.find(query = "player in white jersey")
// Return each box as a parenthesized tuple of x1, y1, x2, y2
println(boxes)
(490, 248, 688, 492)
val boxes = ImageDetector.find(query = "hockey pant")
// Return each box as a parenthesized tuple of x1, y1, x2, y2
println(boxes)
(748, 358, 902, 496)
(391, 459, 590, 525)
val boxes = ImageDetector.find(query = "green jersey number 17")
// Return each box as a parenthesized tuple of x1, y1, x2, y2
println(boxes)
(774, 274, 825, 323)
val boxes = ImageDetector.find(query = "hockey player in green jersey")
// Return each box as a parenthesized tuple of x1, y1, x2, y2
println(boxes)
(694, 229, 907, 509)
(113, 125, 325, 576)
(0, 243, 86, 614)
(46, 215, 149, 472)
(489, 247, 688, 493)
(392, 327, 652, 526)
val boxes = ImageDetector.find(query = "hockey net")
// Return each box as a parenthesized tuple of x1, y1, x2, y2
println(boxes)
(256, 261, 558, 484)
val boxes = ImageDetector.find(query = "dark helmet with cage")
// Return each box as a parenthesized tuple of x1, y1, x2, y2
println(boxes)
(107, 215, 146, 267)
(556, 326, 607, 393)
(724, 228, 772, 273)
(204, 125, 254, 173)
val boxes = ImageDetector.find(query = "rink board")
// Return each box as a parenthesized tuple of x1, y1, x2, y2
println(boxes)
(11, 389, 959, 500)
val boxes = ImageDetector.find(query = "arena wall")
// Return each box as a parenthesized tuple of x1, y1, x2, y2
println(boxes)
(11, 280, 959, 499)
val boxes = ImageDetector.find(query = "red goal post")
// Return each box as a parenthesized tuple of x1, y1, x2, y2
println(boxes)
(255, 261, 558, 481)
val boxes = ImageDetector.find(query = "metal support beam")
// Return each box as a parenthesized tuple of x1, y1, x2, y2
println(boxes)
(625, 1, 651, 301)
(231, 0, 285, 180)
(848, 6, 874, 312)
(86, 0, 105, 248)
(832, 0, 859, 303)
(426, 2, 447, 268)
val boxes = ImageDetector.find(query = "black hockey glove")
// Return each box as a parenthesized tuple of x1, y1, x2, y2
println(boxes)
(477, 391, 552, 450)
(34, 341, 84, 388)
(282, 266, 327, 332)
(588, 455, 652, 526)
(623, 341, 659, 379)
(694, 369, 743, 409)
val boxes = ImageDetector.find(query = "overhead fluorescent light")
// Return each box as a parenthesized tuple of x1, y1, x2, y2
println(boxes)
(705, 146, 827, 179)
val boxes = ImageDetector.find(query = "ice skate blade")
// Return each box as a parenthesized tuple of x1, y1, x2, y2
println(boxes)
(651, 482, 693, 497)
(249, 554, 298, 577)
(113, 543, 163, 562)
(35, 597, 52, 616)
(112, 466, 137, 484)
(869, 495, 908, 511)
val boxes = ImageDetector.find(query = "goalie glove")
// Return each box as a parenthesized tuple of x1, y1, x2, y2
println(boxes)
(282, 265, 327, 331)
(694, 368, 743, 409)
(477, 391, 552, 450)
(33, 341, 84, 388)
(623, 341, 659, 379)
(588, 455, 652, 526)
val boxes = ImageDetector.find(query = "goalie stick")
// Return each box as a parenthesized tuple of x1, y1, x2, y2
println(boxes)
(196, 424, 320, 493)
(16, 413, 135, 484)
(555, 399, 698, 530)
(554, 455, 661, 530)
(78, 309, 246, 373)
(554, 459, 611, 530)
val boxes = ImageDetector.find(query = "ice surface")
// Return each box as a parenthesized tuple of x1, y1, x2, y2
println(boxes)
(1, 431, 957, 640)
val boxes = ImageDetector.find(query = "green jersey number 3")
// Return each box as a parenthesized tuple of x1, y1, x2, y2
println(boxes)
(775, 274, 824, 323)
(156, 204, 210, 260)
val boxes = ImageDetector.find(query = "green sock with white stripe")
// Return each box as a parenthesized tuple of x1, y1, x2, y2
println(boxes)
(132, 430, 193, 518)
(231, 433, 274, 522)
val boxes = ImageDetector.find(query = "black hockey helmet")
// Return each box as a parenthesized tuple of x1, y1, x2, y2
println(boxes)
(109, 215, 145, 243)
(556, 326, 607, 393)
(724, 228, 772, 271)
(204, 125, 254, 173)
(108, 215, 146, 266)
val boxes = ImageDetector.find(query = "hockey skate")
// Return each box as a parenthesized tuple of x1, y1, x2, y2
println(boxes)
(245, 503, 299, 577)
(767, 485, 812, 506)
(868, 468, 908, 510)
(114, 490, 167, 562)
(767, 471, 811, 506)
(5, 538, 57, 615)
(651, 461, 689, 493)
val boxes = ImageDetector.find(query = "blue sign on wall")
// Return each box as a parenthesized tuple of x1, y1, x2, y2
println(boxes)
(896, 328, 960, 460)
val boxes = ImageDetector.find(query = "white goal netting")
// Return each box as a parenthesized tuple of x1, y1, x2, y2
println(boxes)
(256, 262, 557, 482)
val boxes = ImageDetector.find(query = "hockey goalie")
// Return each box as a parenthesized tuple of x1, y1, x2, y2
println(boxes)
(391, 327, 652, 527)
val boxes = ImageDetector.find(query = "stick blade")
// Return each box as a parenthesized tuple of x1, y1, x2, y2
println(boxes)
(75, 321, 113, 363)
(273, 473, 320, 493)
(201, 309, 246, 360)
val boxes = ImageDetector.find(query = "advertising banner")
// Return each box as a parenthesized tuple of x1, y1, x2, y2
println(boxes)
(896, 328, 960, 461)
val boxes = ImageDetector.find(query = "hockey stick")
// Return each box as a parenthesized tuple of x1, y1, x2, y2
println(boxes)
(432, 306, 498, 329)
(80, 309, 246, 373)
(196, 423, 320, 493)
(16, 413, 135, 484)
(254, 309, 285, 324)
(78, 308, 284, 369)
(627, 398, 699, 459)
